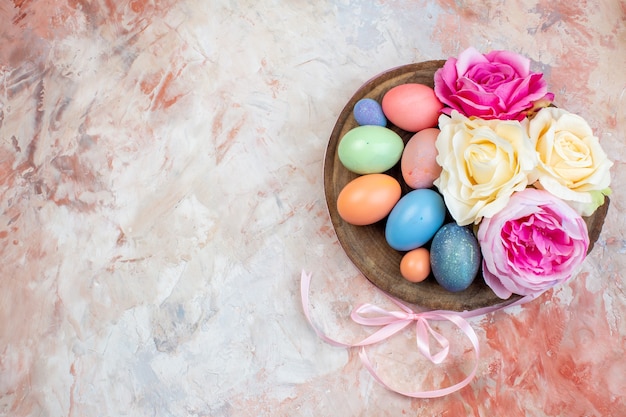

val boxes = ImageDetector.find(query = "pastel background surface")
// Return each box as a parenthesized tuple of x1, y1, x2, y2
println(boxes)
(1, 1, 625, 416)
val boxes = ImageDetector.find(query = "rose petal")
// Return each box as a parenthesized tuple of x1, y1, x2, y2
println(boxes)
(482, 262, 514, 299)
(485, 49, 530, 76)
(455, 47, 489, 76)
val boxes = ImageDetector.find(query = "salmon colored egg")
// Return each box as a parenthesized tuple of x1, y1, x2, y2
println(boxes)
(401, 128, 442, 189)
(400, 247, 431, 283)
(381, 83, 443, 132)
(337, 174, 402, 226)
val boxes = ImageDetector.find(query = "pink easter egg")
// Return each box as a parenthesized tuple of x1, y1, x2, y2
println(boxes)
(401, 128, 442, 189)
(381, 83, 443, 132)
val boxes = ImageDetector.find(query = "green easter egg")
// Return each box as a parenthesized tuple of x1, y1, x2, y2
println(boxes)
(337, 125, 404, 174)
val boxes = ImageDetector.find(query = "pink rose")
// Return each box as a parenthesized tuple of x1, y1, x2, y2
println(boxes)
(477, 188, 589, 299)
(434, 47, 553, 121)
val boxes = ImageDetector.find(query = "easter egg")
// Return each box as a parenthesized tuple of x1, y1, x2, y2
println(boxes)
(337, 174, 402, 225)
(353, 98, 387, 126)
(401, 128, 442, 189)
(385, 189, 446, 251)
(338, 125, 404, 174)
(430, 223, 481, 292)
(400, 248, 430, 283)
(381, 83, 443, 132)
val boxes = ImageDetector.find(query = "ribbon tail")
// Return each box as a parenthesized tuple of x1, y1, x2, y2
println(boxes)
(358, 346, 475, 399)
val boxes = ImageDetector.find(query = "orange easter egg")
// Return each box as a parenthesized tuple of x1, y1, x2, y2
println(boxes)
(400, 247, 431, 282)
(337, 174, 402, 226)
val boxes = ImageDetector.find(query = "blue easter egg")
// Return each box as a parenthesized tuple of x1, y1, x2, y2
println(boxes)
(385, 189, 446, 251)
(430, 223, 481, 292)
(353, 98, 387, 126)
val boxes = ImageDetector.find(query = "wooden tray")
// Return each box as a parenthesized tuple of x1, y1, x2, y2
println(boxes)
(323, 61, 609, 312)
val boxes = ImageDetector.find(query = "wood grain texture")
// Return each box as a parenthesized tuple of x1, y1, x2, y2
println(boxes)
(324, 62, 608, 311)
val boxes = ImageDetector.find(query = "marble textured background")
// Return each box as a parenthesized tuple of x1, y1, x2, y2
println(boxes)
(1, 1, 625, 416)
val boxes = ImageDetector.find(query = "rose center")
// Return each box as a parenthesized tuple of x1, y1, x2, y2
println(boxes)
(466, 63, 516, 91)
(465, 144, 497, 184)
(501, 211, 572, 274)
(553, 132, 592, 167)
(464, 134, 515, 187)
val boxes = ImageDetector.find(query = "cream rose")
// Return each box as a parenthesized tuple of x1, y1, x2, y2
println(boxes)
(434, 111, 538, 225)
(528, 107, 613, 216)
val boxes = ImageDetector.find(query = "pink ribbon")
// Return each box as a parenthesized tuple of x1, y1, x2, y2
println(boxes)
(300, 270, 542, 398)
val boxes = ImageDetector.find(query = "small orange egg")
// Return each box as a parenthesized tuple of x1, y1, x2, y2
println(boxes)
(337, 174, 401, 226)
(400, 247, 431, 283)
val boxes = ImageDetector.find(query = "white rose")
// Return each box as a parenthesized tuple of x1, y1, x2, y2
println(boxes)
(528, 107, 613, 216)
(434, 111, 538, 225)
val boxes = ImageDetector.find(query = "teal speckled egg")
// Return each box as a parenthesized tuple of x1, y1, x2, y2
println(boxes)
(430, 223, 481, 292)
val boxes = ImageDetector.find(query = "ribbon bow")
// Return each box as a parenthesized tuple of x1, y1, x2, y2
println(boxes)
(301, 270, 480, 398)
